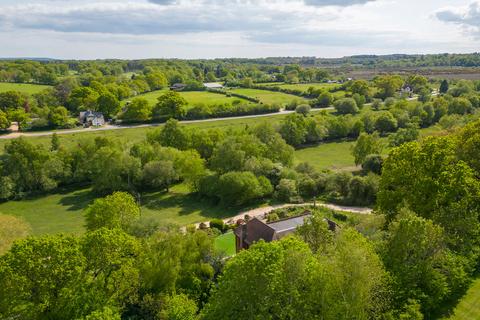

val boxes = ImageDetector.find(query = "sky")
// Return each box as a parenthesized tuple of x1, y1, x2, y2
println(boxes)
(0, 0, 479, 59)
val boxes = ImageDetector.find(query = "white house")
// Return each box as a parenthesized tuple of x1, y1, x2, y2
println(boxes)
(79, 111, 105, 127)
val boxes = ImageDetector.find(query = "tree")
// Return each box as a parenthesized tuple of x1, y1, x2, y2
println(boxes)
(439, 80, 449, 94)
(51, 133, 60, 151)
(349, 80, 370, 96)
(334, 98, 359, 115)
(67, 87, 99, 112)
(375, 75, 404, 99)
(159, 294, 198, 320)
(383, 211, 468, 317)
(375, 111, 398, 134)
(389, 125, 419, 147)
(97, 92, 121, 118)
(362, 154, 383, 175)
(275, 179, 298, 202)
(448, 97, 473, 115)
(146, 72, 168, 90)
(0, 110, 10, 130)
(352, 132, 383, 166)
(0, 235, 85, 319)
(0, 91, 26, 112)
(122, 98, 152, 122)
(317, 91, 334, 108)
(83, 307, 121, 320)
(48, 106, 69, 128)
(153, 91, 188, 120)
(279, 113, 307, 146)
(84, 192, 140, 231)
(142, 160, 178, 192)
(295, 104, 311, 116)
(154, 119, 191, 150)
(217, 171, 271, 206)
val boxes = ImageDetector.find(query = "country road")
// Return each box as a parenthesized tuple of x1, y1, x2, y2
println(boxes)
(0, 108, 333, 140)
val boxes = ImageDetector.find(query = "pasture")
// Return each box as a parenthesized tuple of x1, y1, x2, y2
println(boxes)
(294, 140, 356, 171)
(229, 88, 307, 105)
(0, 82, 51, 94)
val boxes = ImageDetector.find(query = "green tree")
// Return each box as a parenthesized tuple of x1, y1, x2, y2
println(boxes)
(154, 119, 191, 150)
(122, 98, 152, 122)
(295, 104, 311, 116)
(448, 97, 473, 115)
(334, 98, 359, 115)
(84, 192, 140, 231)
(375, 111, 398, 134)
(48, 106, 69, 127)
(439, 80, 449, 94)
(0, 110, 10, 130)
(317, 91, 334, 108)
(142, 160, 178, 192)
(217, 171, 271, 206)
(146, 72, 168, 90)
(51, 133, 60, 151)
(153, 91, 188, 120)
(375, 75, 404, 99)
(97, 92, 121, 118)
(352, 132, 383, 165)
(159, 294, 198, 320)
(279, 113, 307, 146)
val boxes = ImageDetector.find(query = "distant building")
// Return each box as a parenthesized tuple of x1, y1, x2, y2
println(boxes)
(79, 110, 105, 127)
(203, 82, 224, 89)
(233, 212, 338, 252)
(170, 83, 186, 91)
(400, 86, 413, 97)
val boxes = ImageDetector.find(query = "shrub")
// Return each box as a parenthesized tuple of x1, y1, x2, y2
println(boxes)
(334, 98, 359, 115)
(295, 104, 311, 116)
(362, 154, 383, 175)
(210, 219, 226, 233)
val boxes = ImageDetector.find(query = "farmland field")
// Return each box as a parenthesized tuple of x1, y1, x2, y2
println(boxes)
(294, 141, 356, 171)
(230, 88, 308, 105)
(0, 82, 51, 94)
(128, 89, 252, 107)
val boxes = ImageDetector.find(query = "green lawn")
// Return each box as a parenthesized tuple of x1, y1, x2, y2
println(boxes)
(128, 90, 252, 107)
(266, 83, 341, 91)
(0, 82, 51, 94)
(230, 88, 307, 105)
(214, 232, 236, 256)
(446, 278, 480, 320)
(294, 140, 356, 171)
(0, 183, 260, 236)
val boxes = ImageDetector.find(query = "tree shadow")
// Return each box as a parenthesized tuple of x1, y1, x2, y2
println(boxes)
(57, 188, 97, 212)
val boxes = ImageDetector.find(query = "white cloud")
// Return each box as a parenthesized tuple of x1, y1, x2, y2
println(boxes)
(436, 1, 480, 38)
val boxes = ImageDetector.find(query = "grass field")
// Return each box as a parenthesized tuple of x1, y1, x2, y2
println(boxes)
(214, 232, 236, 256)
(230, 88, 307, 105)
(446, 278, 480, 320)
(261, 82, 341, 91)
(129, 90, 252, 107)
(0, 82, 51, 94)
(294, 140, 356, 171)
(0, 183, 257, 235)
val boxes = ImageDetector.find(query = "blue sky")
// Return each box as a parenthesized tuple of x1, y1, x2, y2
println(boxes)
(0, 0, 478, 59)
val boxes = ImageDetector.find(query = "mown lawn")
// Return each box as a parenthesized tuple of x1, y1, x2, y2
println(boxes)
(214, 232, 236, 256)
(230, 88, 307, 105)
(294, 140, 356, 171)
(446, 278, 480, 320)
(0, 183, 259, 236)
(0, 82, 51, 94)
(127, 90, 252, 107)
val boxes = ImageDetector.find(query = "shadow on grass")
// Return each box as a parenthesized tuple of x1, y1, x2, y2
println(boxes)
(57, 188, 97, 212)
(141, 190, 271, 221)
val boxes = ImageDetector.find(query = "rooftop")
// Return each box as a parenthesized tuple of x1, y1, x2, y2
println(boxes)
(267, 214, 311, 233)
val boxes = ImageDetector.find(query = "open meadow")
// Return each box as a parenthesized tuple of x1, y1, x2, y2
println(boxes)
(127, 89, 253, 107)
(230, 88, 308, 105)
(0, 82, 51, 94)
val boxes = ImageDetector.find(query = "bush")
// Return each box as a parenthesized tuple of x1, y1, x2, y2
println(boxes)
(334, 98, 359, 115)
(362, 154, 383, 175)
(275, 179, 298, 202)
(210, 219, 226, 233)
(295, 104, 311, 116)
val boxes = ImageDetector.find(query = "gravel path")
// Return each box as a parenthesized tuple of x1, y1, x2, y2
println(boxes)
(194, 202, 372, 228)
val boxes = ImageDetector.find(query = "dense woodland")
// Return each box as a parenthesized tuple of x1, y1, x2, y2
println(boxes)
(1, 58, 480, 319)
